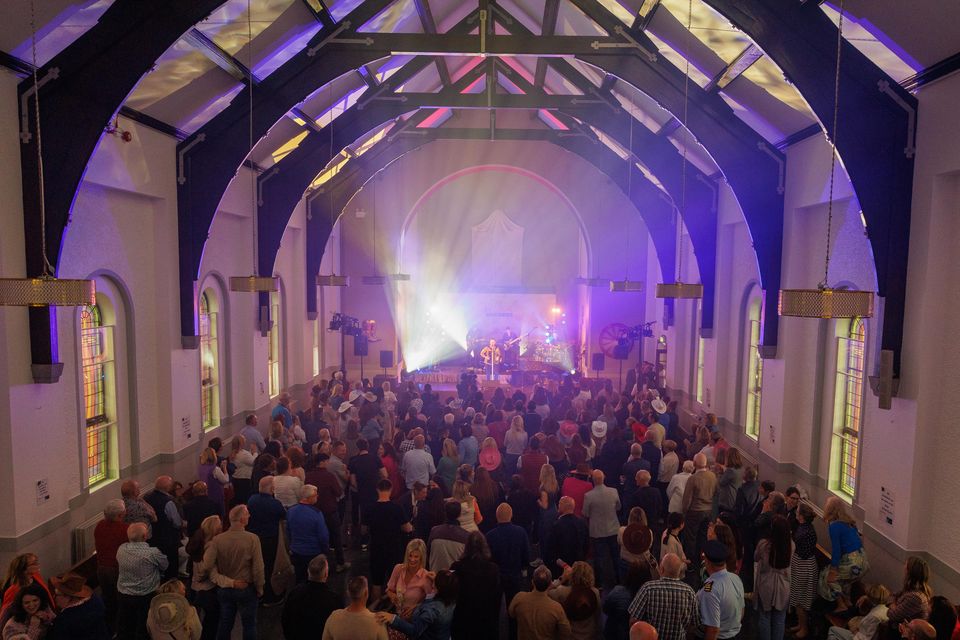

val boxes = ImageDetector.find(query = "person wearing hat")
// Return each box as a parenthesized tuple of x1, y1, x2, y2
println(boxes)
(693, 540, 745, 639)
(47, 572, 111, 640)
(561, 463, 594, 518)
(478, 437, 502, 475)
(646, 404, 666, 450)
(146, 580, 202, 640)
(619, 507, 656, 576)
(628, 553, 697, 640)
(588, 420, 607, 460)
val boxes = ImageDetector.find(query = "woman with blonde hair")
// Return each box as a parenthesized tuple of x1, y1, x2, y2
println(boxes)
(886, 556, 933, 626)
(503, 415, 528, 473)
(386, 538, 435, 639)
(436, 438, 459, 491)
(198, 446, 229, 515)
(272, 455, 303, 509)
(230, 435, 257, 506)
(185, 515, 222, 639)
(450, 466, 482, 532)
(537, 463, 560, 552)
(548, 561, 602, 639)
(821, 496, 868, 611)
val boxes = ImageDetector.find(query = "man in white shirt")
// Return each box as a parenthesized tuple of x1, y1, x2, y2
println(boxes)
(667, 460, 695, 514)
(399, 435, 436, 489)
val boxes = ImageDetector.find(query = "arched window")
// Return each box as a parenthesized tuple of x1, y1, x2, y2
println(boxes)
(312, 316, 320, 377)
(81, 304, 115, 486)
(745, 297, 764, 439)
(656, 335, 668, 389)
(696, 335, 705, 404)
(199, 291, 220, 431)
(268, 289, 282, 397)
(831, 317, 866, 497)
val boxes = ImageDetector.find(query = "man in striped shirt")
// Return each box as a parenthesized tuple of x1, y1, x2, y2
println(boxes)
(629, 553, 698, 640)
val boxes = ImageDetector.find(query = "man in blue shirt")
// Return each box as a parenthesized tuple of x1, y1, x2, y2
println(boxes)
(695, 540, 745, 639)
(457, 424, 479, 467)
(287, 485, 330, 584)
(271, 392, 293, 429)
(239, 414, 267, 452)
(486, 504, 530, 639)
(247, 476, 286, 604)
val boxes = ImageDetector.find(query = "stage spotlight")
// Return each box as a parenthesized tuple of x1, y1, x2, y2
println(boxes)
(551, 306, 562, 315)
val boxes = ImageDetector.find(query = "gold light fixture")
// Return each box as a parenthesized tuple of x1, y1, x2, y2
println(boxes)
(230, 0, 280, 293)
(610, 280, 644, 292)
(317, 274, 350, 287)
(0, 0, 95, 307)
(778, 0, 873, 319)
(574, 277, 607, 287)
(657, 0, 702, 301)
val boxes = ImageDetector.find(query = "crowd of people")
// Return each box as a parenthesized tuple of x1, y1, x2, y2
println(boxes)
(4, 371, 959, 640)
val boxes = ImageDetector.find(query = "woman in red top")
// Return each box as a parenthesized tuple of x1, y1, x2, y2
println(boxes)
(1, 553, 53, 610)
(380, 442, 403, 500)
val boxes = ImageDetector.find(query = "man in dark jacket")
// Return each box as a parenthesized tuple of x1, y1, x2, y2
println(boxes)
(143, 475, 182, 579)
(597, 429, 632, 489)
(281, 554, 342, 640)
(48, 572, 112, 640)
(549, 496, 588, 574)
(247, 476, 286, 604)
(183, 481, 221, 538)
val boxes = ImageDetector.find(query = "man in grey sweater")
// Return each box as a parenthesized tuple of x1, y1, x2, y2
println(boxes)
(582, 469, 622, 588)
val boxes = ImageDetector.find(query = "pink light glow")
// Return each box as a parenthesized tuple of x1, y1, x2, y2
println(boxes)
(416, 108, 451, 128)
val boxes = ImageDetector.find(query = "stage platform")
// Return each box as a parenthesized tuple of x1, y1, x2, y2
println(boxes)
(360, 365, 614, 395)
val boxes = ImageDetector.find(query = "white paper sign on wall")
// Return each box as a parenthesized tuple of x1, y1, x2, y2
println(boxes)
(182, 416, 192, 441)
(36, 478, 50, 506)
(880, 486, 894, 526)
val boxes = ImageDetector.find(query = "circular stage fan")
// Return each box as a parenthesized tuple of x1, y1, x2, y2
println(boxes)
(599, 323, 632, 358)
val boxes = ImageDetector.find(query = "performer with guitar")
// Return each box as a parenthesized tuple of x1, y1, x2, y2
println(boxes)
(480, 339, 502, 381)
(501, 327, 519, 369)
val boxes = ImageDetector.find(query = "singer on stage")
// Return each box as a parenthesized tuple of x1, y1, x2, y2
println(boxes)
(480, 339, 502, 381)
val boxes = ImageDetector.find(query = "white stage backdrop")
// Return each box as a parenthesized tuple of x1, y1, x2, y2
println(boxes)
(472, 209, 524, 286)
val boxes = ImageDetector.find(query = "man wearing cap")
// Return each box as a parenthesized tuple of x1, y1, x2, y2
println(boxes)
(582, 470, 622, 587)
(272, 392, 294, 429)
(694, 540, 744, 639)
(629, 553, 698, 640)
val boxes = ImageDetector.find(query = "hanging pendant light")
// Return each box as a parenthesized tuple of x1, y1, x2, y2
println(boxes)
(230, 0, 279, 293)
(0, 0, 95, 306)
(362, 175, 410, 284)
(610, 108, 643, 293)
(779, 0, 873, 319)
(317, 82, 349, 288)
(657, 0, 702, 301)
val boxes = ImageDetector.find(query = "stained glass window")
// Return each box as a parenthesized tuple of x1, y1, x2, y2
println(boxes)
(199, 291, 220, 430)
(745, 300, 763, 439)
(81, 305, 113, 485)
(656, 335, 668, 389)
(268, 291, 281, 397)
(833, 318, 866, 497)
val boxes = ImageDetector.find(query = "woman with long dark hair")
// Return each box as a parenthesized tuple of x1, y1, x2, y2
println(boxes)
(755, 515, 793, 640)
(450, 533, 501, 640)
(471, 467, 501, 533)
(2, 582, 54, 640)
(789, 503, 818, 638)
(548, 561, 601, 639)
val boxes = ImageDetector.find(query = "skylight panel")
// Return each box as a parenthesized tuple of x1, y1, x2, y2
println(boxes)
(819, 3, 919, 81)
(644, 31, 712, 88)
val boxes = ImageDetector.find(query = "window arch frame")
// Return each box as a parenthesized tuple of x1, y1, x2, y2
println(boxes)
(739, 284, 764, 440)
(268, 285, 284, 398)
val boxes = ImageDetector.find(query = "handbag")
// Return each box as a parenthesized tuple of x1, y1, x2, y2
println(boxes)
(271, 521, 295, 596)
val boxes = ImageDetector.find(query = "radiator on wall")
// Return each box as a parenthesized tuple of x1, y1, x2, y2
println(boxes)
(72, 512, 104, 564)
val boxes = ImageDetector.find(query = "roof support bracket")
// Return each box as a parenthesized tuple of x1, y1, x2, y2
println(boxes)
(19, 67, 58, 143)
(756, 141, 785, 194)
(591, 26, 658, 62)
(877, 79, 916, 158)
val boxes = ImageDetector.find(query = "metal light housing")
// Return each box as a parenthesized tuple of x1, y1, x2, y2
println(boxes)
(656, 281, 704, 299)
(574, 277, 608, 287)
(316, 274, 350, 287)
(609, 279, 644, 292)
(229, 275, 280, 292)
(778, 287, 874, 319)
(0, 275, 96, 306)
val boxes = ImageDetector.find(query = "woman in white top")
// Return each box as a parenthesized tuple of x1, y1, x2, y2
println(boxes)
(272, 456, 303, 508)
(449, 467, 482, 532)
(503, 415, 528, 472)
(381, 381, 398, 415)
(185, 515, 221, 633)
(230, 435, 257, 505)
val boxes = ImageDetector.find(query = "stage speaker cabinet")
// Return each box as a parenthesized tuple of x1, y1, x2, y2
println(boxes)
(612, 343, 631, 360)
(591, 353, 605, 372)
(379, 350, 394, 369)
(354, 335, 369, 357)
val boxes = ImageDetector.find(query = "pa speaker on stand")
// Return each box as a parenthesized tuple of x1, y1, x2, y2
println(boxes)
(591, 353, 605, 378)
(379, 350, 394, 377)
(354, 335, 368, 379)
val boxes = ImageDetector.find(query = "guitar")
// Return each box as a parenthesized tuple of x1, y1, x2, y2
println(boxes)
(503, 328, 535, 349)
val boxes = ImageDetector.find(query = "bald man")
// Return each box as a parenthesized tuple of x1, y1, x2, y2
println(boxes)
(144, 475, 183, 579)
(681, 453, 717, 566)
(550, 495, 589, 572)
(630, 621, 659, 640)
(629, 553, 697, 640)
(486, 503, 531, 620)
(582, 469, 622, 587)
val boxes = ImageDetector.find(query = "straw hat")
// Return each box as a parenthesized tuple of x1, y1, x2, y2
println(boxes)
(591, 420, 607, 439)
(50, 572, 92, 599)
(651, 398, 667, 414)
(148, 592, 190, 633)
